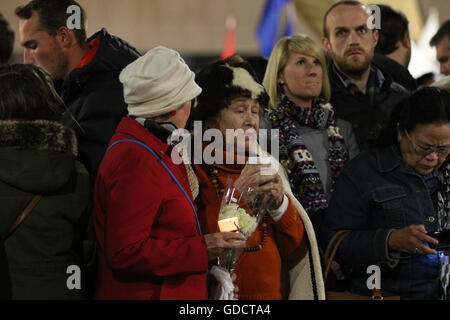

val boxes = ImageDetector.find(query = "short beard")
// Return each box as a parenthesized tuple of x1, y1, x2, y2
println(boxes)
(51, 50, 69, 81)
(333, 52, 373, 79)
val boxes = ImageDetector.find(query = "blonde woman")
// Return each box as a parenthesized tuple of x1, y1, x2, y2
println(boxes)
(262, 35, 359, 231)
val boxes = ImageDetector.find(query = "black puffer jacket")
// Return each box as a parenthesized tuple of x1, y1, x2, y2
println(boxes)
(372, 53, 417, 91)
(62, 28, 141, 176)
(328, 62, 409, 151)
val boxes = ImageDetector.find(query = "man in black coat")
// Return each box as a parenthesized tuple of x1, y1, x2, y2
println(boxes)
(322, 1, 409, 150)
(430, 20, 450, 77)
(16, 0, 141, 176)
(372, 4, 417, 91)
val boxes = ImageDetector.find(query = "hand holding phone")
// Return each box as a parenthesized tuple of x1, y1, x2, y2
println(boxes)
(429, 230, 450, 251)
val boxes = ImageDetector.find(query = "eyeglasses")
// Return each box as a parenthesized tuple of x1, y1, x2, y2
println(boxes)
(404, 129, 450, 157)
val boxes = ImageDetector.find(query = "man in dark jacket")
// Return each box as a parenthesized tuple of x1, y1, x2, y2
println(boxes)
(372, 4, 417, 91)
(430, 19, 450, 77)
(16, 0, 141, 176)
(322, 1, 409, 150)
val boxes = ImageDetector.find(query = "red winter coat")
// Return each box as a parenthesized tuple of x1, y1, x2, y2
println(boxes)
(93, 117, 208, 300)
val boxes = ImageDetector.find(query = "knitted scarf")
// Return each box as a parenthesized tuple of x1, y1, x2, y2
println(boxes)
(438, 158, 450, 300)
(268, 95, 349, 214)
(437, 158, 450, 231)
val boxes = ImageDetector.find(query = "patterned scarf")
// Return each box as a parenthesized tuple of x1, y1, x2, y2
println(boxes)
(268, 95, 349, 214)
(437, 158, 450, 231)
(437, 159, 450, 300)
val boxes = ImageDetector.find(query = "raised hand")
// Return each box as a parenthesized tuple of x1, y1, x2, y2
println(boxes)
(388, 225, 439, 255)
(234, 164, 284, 210)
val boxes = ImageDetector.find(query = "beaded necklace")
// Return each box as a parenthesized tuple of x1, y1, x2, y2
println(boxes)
(204, 164, 268, 252)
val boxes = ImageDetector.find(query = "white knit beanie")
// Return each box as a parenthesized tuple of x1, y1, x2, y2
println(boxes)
(119, 46, 202, 118)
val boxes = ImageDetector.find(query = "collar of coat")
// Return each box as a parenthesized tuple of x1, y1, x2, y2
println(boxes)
(0, 120, 78, 156)
(61, 28, 141, 102)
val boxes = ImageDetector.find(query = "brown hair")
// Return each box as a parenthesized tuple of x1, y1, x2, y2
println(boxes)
(15, 0, 87, 46)
(430, 19, 450, 47)
(0, 64, 67, 121)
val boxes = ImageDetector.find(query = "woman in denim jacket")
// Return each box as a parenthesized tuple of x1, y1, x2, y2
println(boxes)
(322, 87, 450, 299)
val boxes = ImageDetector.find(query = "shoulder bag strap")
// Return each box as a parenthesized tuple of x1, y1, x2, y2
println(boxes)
(106, 139, 203, 236)
(323, 230, 391, 299)
(7, 195, 42, 238)
(323, 230, 350, 283)
(323, 230, 350, 267)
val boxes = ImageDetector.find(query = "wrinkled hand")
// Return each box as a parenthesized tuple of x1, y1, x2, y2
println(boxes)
(388, 225, 439, 255)
(234, 164, 284, 210)
(204, 232, 246, 261)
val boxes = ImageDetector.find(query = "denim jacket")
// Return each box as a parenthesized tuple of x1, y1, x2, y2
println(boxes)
(322, 145, 440, 300)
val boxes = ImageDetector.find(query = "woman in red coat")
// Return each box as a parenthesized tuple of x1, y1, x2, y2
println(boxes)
(93, 46, 245, 300)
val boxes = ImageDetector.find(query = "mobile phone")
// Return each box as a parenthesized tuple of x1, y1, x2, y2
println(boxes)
(429, 230, 450, 251)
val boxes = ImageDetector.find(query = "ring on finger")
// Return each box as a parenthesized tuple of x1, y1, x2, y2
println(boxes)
(414, 247, 419, 254)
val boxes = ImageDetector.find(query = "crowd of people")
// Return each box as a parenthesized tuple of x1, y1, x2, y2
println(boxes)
(1, 0, 449, 300)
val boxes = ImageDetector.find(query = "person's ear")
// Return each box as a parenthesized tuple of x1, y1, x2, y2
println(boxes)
(372, 29, 379, 47)
(401, 32, 410, 50)
(277, 72, 285, 86)
(322, 37, 331, 53)
(56, 26, 76, 49)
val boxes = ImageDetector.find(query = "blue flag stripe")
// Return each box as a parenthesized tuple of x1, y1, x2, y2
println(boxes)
(256, 0, 295, 57)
